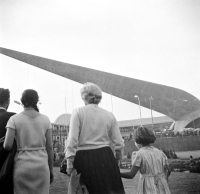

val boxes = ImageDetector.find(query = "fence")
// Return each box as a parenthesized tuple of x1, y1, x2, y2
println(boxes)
(124, 135, 200, 155)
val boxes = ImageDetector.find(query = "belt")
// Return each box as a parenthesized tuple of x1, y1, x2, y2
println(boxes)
(17, 147, 46, 151)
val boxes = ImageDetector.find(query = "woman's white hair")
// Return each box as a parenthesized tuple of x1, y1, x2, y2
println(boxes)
(80, 82, 102, 104)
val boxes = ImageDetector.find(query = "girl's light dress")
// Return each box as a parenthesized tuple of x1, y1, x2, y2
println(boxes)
(132, 146, 171, 194)
(6, 113, 51, 194)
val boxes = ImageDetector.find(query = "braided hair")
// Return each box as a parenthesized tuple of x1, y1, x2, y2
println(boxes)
(21, 89, 39, 112)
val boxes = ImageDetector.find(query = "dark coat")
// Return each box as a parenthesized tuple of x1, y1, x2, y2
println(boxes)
(0, 109, 15, 168)
(0, 109, 15, 139)
(0, 109, 15, 194)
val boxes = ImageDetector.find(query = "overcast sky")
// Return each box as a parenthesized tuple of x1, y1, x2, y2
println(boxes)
(0, 0, 200, 123)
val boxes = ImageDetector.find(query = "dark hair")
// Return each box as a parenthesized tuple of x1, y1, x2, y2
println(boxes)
(0, 88, 10, 105)
(21, 89, 39, 112)
(133, 126, 156, 145)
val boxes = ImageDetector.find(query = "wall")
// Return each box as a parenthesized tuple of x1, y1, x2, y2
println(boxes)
(124, 135, 200, 155)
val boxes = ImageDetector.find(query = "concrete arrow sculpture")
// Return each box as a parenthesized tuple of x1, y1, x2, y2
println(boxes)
(1, 47, 200, 129)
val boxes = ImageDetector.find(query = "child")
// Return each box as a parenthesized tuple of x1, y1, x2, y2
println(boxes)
(121, 126, 171, 194)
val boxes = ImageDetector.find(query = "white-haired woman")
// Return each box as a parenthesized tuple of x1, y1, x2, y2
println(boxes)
(65, 82, 125, 194)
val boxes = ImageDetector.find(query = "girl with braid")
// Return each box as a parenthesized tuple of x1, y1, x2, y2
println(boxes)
(4, 89, 53, 194)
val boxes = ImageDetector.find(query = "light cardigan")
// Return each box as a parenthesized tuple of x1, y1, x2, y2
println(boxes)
(65, 104, 124, 167)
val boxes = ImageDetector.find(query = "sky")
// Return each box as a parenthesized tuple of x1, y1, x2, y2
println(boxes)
(0, 0, 200, 123)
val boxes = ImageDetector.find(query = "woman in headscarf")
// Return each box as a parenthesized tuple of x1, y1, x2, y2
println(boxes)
(65, 82, 125, 194)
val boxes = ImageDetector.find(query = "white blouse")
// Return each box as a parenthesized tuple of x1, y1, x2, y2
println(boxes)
(65, 104, 124, 159)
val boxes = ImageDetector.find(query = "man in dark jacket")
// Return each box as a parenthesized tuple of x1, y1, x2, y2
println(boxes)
(0, 88, 15, 138)
(0, 88, 15, 193)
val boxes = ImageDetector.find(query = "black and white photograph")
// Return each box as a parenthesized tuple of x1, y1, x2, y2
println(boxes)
(0, 0, 200, 193)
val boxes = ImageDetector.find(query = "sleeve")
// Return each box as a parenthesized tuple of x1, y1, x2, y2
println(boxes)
(131, 151, 137, 162)
(132, 151, 142, 167)
(110, 115, 124, 160)
(6, 116, 16, 131)
(46, 116, 52, 131)
(64, 109, 80, 159)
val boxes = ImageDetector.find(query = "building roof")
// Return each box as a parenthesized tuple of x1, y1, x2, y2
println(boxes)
(117, 116, 173, 128)
(54, 113, 173, 129)
(54, 113, 71, 126)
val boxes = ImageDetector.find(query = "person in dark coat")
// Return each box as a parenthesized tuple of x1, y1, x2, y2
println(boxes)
(0, 88, 15, 194)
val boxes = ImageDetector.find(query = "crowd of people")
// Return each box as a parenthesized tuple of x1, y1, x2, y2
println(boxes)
(155, 129, 200, 138)
(0, 83, 173, 194)
(122, 127, 200, 142)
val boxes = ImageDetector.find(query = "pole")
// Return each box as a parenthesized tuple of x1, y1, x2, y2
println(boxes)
(14, 100, 22, 106)
(193, 119, 196, 129)
(150, 96, 154, 129)
(65, 96, 68, 141)
(134, 95, 142, 126)
(111, 94, 113, 113)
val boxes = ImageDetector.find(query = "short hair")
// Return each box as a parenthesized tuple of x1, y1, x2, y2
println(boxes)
(133, 126, 156, 145)
(21, 89, 39, 112)
(0, 88, 10, 105)
(80, 82, 102, 104)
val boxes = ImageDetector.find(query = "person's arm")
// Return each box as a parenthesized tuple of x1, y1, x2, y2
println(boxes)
(64, 109, 80, 175)
(110, 116, 124, 162)
(165, 164, 171, 180)
(45, 128, 54, 183)
(162, 151, 171, 181)
(3, 128, 15, 150)
(4, 116, 16, 150)
(121, 150, 141, 179)
(120, 165, 139, 179)
(66, 156, 75, 175)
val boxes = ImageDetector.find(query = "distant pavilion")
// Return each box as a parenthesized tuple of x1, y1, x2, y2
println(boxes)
(52, 113, 173, 144)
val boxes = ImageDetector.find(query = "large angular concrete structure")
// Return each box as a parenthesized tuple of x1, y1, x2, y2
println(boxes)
(1, 47, 200, 130)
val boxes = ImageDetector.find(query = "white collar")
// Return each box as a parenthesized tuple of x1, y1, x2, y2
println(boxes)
(0, 107, 6, 110)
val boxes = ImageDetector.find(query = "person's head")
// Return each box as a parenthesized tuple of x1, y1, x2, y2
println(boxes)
(133, 126, 156, 148)
(80, 82, 102, 105)
(21, 89, 39, 112)
(0, 88, 10, 110)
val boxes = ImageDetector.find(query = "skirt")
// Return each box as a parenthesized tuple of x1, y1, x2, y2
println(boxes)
(74, 146, 125, 194)
(13, 150, 50, 194)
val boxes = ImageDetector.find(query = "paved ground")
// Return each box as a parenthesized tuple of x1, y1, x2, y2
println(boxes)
(50, 167, 200, 194)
